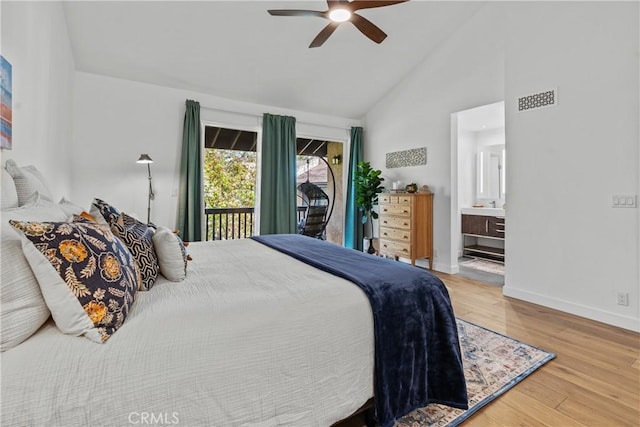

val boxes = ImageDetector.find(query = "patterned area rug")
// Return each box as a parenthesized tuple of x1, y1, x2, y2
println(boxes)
(395, 319, 555, 427)
(459, 259, 504, 276)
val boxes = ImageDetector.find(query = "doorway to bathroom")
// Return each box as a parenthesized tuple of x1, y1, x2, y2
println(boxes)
(450, 101, 505, 285)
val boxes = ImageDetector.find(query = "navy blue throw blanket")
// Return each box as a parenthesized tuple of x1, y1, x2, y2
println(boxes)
(251, 234, 468, 427)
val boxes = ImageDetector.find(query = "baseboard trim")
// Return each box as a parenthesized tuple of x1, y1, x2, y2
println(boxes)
(391, 257, 458, 274)
(503, 286, 640, 332)
(434, 262, 459, 275)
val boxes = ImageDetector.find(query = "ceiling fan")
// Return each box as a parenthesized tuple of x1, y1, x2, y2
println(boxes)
(268, 0, 409, 48)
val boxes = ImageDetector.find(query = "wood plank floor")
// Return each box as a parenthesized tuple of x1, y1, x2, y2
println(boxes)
(341, 272, 640, 426)
(441, 272, 640, 427)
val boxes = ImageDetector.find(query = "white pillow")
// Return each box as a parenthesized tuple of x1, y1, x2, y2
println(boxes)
(5, 159, 53, 206)
(1, 167, 19, 210)
(58, 197, 85, 217)
(152, 226, 188, 282)
(0, 201, 69, 351)
(22, 191, 53, 205)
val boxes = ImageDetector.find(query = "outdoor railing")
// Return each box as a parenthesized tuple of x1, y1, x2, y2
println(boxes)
(204, 206, 307, 241)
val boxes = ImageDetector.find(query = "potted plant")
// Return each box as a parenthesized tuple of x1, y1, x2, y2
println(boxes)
(354, 161, 385, 254)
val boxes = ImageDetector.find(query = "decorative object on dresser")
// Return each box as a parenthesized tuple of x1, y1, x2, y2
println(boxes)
(378, 192, 434, 268)
(461, 213, 505, 262)
(405, 183, 417, 193)
(354, 161, 385, 254)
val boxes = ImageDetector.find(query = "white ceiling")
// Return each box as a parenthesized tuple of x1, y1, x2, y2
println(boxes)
(457, 101, 505, 132)
(63, 1, 485, 119)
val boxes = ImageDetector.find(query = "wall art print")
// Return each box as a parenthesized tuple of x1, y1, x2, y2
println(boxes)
(0, 56, 12, 150)
(386, 147, 426, 169)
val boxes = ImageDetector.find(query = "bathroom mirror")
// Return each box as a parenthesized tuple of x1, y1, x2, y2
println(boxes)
(476, 145, 505, 200)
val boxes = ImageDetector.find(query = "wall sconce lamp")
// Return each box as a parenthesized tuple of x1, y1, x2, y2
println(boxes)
(331, 155, 342, 165)
(136, 153, 155, 224)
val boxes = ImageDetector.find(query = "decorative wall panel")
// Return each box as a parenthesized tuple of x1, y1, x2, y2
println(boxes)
(385, 147, 427, 169)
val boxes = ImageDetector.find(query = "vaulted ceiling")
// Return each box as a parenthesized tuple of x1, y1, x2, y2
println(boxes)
(62, 1, 485, 119)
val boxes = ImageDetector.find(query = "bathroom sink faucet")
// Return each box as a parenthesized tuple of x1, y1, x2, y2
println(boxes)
(490, 201, 496, 207)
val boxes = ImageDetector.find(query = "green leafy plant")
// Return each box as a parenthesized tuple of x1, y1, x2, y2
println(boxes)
(354, 161, 385, 227)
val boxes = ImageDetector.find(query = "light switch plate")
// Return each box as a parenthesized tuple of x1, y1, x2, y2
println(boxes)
(612, 195, 637, 208)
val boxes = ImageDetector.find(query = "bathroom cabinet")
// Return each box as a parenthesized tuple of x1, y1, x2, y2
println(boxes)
(461, 214, 504, 262)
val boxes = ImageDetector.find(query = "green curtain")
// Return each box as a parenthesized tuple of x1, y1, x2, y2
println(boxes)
(177, 99, 203, 241)
(344, 126, 363, 250)
(259, 113, 297, 235)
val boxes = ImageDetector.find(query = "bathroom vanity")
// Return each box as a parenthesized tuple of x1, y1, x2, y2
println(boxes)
(461, 208, 505, 262)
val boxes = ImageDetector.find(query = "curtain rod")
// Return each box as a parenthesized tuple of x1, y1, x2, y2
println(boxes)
(198, 104, 356, 132)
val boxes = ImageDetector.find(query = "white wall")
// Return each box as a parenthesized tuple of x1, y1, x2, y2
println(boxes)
(0, 1, 75, 198)
(365, 2, 639, 331)
(503, 2, 639, 331)
(477, 129, 504, 148)
(457, 128, 476, 211)
(72, 72, 360, 230)
(364, 3, 506, 273)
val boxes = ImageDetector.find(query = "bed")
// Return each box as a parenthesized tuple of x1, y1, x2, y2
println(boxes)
(0, 160, 467, 427)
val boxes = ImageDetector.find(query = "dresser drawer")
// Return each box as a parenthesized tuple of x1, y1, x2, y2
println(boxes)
(379, 194, 412, 205)
(380, 226, 411, 242)
(380, 204, 411, 216)
(379, 240, 411, 257)
(379, 215, 411, 230)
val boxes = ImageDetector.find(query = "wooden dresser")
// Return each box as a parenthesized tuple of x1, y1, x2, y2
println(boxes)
(378, 192, 434, 269)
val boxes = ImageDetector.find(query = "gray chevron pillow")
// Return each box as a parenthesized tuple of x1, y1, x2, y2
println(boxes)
(111, 212, 159, 291)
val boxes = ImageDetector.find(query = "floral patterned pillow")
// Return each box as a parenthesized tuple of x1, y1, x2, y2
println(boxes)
(111, 213, 159, 291)
(9, 219, 141, 343)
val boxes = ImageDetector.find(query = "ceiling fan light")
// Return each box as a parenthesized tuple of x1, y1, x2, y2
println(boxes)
(328, 8, 351, 23)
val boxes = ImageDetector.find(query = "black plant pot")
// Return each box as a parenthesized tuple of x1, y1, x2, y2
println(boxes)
(367, 238, 376, 255)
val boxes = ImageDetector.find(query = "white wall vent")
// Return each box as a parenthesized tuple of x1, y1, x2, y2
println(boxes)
(517, 88, 557, 112)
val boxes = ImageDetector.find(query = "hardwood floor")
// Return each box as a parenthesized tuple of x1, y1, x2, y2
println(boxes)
(340, 272, 640, 426)
(439, 272, 640, 426)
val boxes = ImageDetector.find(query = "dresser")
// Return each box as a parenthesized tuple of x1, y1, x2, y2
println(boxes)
(378, 192, 434, 269)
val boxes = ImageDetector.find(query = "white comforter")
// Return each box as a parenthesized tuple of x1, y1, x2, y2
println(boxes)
(1, 239, 374, 427)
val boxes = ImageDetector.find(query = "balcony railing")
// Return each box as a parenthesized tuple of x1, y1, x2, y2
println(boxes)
(205, 206, 307, 241)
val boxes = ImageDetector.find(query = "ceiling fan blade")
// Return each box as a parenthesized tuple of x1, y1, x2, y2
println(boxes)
(309, 22, 340, 48)
(350, 13, 387, 44)
(268, 9, 326, 18)
(327, 0, 350, 7)
(350, 0, 409, 12)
